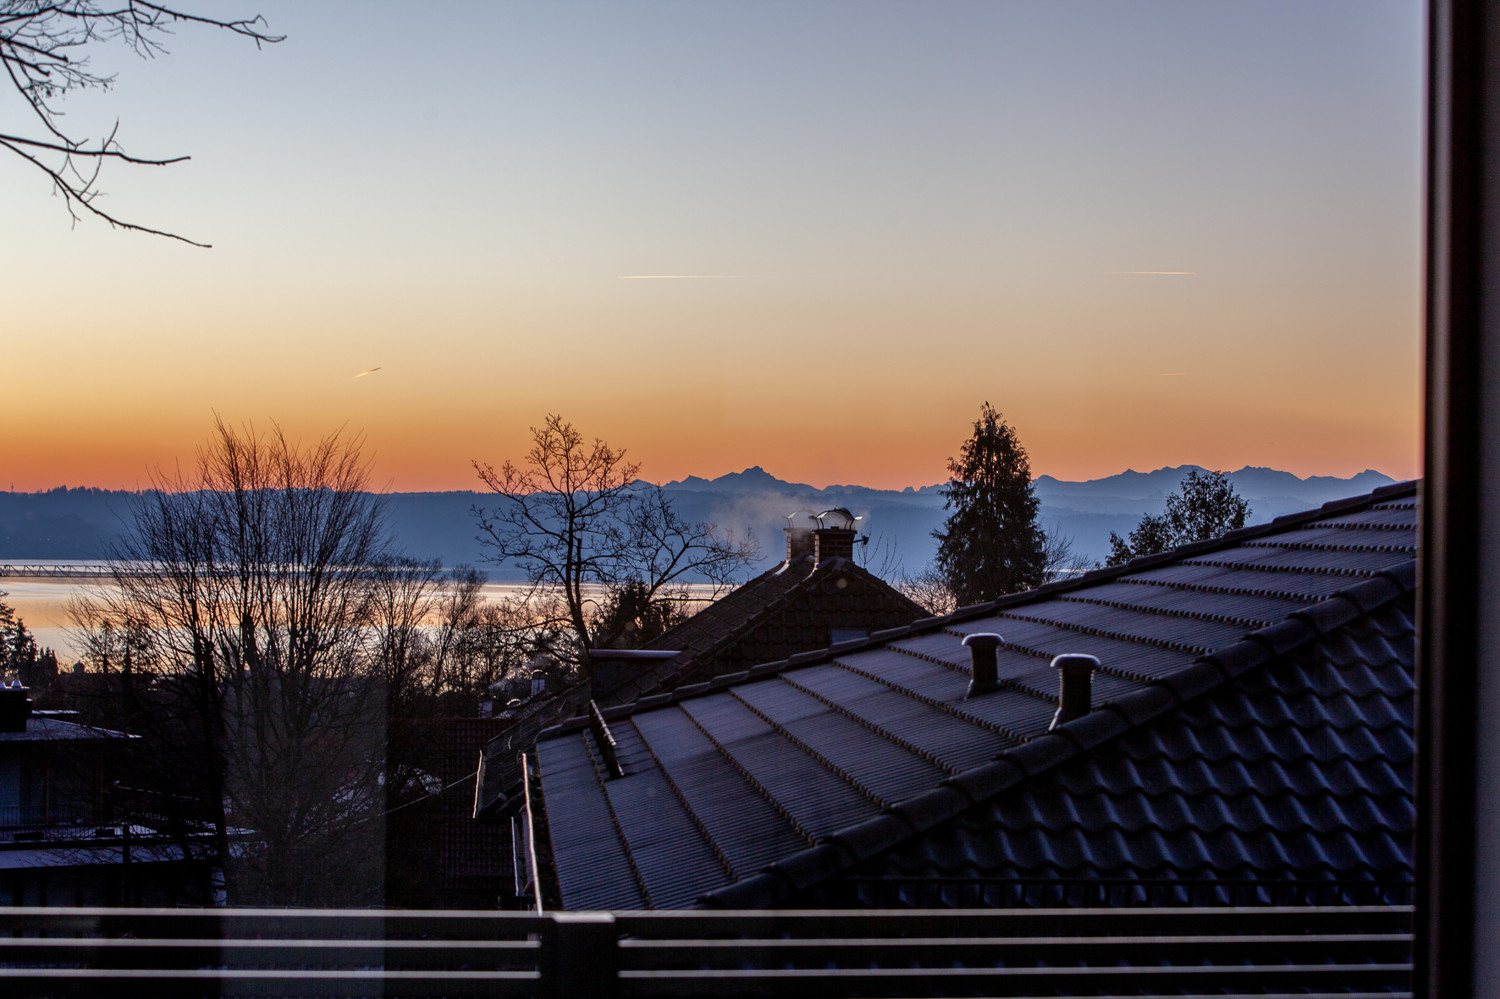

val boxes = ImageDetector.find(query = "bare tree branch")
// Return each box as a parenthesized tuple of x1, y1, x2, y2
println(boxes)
(1, 1, 281, 243)
(472, 414, 759, 679)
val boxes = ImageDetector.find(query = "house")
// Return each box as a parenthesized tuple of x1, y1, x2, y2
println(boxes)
(474, 509, 926, 827)
(0, 682, 217, 906)
(523, 482, 1416, 910)
(602, 508, 929, 702)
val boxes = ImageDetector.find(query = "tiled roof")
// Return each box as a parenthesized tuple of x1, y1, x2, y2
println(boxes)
(530, 482, 1418, 910)
(807, 593, 1413, 908)
(474, 555, 924, 818)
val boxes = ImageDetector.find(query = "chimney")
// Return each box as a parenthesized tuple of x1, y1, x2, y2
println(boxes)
(813, 508, 860, 563)
(961, 633, 1004, 697)
(1048, 654, 1100, 730)
(785, 510, 818, 564)
(0, 681, 32, 733)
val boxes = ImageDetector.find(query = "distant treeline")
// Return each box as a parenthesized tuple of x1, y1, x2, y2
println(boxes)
(0, 466, 1397, 580)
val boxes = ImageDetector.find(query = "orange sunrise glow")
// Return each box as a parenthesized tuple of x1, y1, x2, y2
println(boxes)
(0, 1, 1422, 495)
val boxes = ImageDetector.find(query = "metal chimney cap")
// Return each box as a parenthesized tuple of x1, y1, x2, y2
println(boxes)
(962, 632, 1004, 651)
(815, 508, 860, 532)
(1050, 653, 1100, 673)
(785, 509, 820, 531)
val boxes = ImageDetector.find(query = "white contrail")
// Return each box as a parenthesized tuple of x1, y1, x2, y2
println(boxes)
(617, 274, 738, 280)
(1106, 270, 1196, 275)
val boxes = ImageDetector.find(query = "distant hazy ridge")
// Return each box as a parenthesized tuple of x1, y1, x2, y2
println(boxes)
(0, 466, 1397, 581)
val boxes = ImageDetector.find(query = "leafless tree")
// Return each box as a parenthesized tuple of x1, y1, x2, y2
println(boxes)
(472, 414, 758, 679)
(1, 2, 281, 245)
(901, 523, 1086, 615)
(370, 560, 560, 703)
(856, 531, 903, 580)
(73, 418, 396, 905)
(897, 564, 958, 617)
(1041, 524, 1093, 583)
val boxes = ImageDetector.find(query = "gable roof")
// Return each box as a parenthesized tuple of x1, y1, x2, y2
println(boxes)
(530, 481, 1418, 910)
(475, 554, 925, 819)
(617, 553, 926, 702)
(803, 591, 1414, 909)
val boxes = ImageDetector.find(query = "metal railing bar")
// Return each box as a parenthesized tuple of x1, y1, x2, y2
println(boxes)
(0, 970, 541, 999)
(620, 931, 1409, 948)
(613, 964, 1414, 999)
(612, 904, 1414, 937)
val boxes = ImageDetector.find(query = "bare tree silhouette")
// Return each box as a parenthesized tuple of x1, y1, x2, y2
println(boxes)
(472, 414, 758, 681)
(1, 2, 281, 245)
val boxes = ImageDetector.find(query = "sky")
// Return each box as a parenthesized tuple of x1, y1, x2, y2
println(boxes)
(0, 0, 1424, 492)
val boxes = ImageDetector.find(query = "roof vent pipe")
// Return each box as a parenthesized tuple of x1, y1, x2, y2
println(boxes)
(1048, 654, 1100, 730)
(961, 633, 1004, 698)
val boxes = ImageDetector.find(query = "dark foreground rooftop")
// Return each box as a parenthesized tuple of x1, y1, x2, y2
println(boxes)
(530, 481, 1417, 910)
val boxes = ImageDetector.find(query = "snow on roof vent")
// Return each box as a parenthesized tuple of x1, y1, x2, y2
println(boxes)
(961, 633, 1004, 698)
(1048, 654, 1100, 730)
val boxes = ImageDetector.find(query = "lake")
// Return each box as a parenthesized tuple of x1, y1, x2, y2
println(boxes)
(0, 561, 720, 661)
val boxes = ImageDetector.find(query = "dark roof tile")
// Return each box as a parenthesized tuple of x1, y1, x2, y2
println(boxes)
(679, 693, 879, 840)
(825, 594, 1416, 899)
(632, 707, 807, 880)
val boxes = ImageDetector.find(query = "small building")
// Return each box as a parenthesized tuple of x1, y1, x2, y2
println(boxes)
(0, 682, 217, 906)
(523, 482, 1417, 910)
(602, 508, 929, 703)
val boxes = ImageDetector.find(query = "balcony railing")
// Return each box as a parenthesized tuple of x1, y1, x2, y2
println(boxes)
(0, 904, 1413, 997)
(0, 803, 93, 830)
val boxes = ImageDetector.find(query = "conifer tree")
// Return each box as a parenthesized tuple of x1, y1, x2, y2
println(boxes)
(1105, 468, 1251, 566)
(933, 403, 1047, 605)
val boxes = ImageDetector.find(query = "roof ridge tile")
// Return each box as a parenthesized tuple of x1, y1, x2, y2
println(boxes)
(1246, 618, 1319, 656)
(999, 732, 1077, 777)
(1102, 684, 1181, 727)
(1158, 660, 1234, 702)
(941, 759, 1029, 804)
(763, 842, 852, 892)
(1049, 707, 1132, 752)
(826, 813, 914, 862)
(885, 786, 972, 836)
(1290, 595, 1368, 636)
